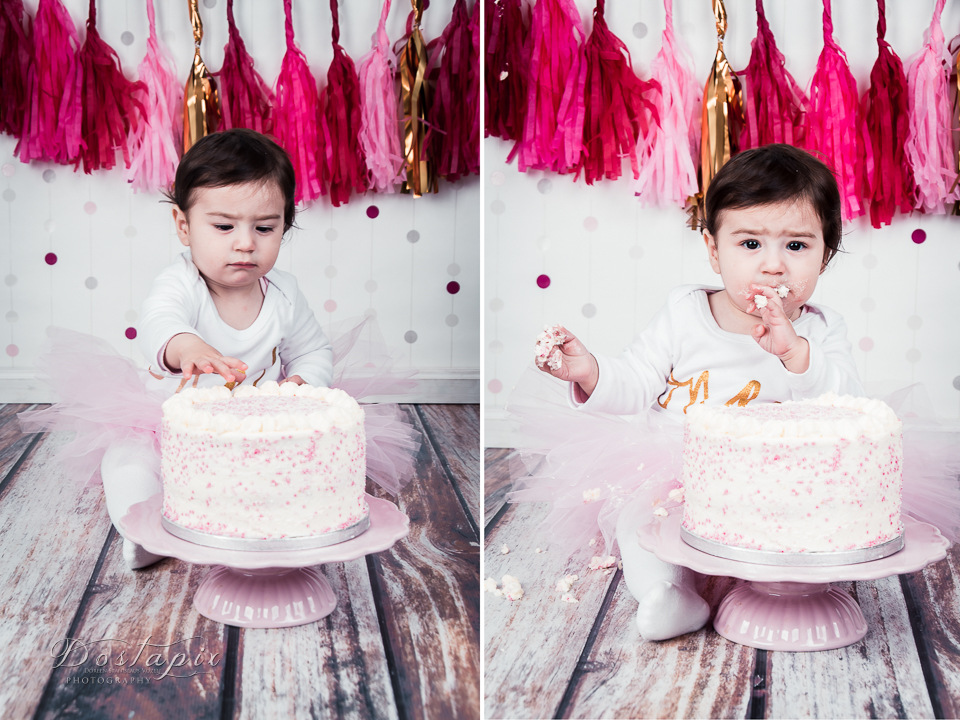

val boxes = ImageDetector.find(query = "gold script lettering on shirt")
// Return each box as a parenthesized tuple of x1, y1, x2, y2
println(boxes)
(724, 380, 761, 407)
(658, 370, 709, 414)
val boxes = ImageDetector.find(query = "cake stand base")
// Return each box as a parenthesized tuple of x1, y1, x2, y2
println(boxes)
(193, 566, 338, 628)
(713, 581, 867, 651)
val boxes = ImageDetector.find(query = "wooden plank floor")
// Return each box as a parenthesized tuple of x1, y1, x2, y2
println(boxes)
(484, 448, 960, 720)
(0, 404, 479, 720)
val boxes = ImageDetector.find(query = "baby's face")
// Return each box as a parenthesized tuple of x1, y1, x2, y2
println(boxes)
(703, 200, 825, 319)
(173, 181, 285, 293)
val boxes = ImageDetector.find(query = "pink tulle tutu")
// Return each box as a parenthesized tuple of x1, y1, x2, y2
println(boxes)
(506, 367, 960, 555)
(18, 317, 420, 496)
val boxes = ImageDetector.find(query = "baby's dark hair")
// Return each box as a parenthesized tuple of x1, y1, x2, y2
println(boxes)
(164, 128, 296, 233)
(701, 144, 842, 267)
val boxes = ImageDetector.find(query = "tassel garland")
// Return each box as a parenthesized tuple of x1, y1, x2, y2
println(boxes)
(430, 0, 480, 182)
(575, 0, 659, 184)
(697, 0, 743, 223)
(905, 0, 956, 214)
(182, 0, 219, 154)
(484, 0, 527, 145)
(217, 0, 274, 135)
(803, 0, 871, 220)
(126, 0, 181, 193)
(0, 0, 31, 139)
(862, 0, 913, 227)
(17, 0, 80, 164)
(398, 0, 437, 196)
(273, 0, 323, 204)
(634, 0, 700, 208)
(740, 0, 805, 150)
(516, 0, 585, 173)
(320, 0, 368, 206)
(358, 0, 404, 194)
(74, 0, 144, 173)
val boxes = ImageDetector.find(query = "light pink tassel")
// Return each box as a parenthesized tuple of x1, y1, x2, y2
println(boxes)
(633, 0, 700, 208)
(16, 0, 80, 164)
(358, 0, 404, 193)
(126, 0, 181, 193)
(905, 0, 956, 214)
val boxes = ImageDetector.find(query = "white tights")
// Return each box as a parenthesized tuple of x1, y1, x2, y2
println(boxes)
(101, 437, 166, 569)
(615, 497, 710, 641)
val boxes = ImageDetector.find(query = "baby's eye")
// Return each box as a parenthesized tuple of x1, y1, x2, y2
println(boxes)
(787, 241, 807, 251)
(214, 224, 233, 232)
(256, 226, 276, 234)
(742, 239, 760, 250)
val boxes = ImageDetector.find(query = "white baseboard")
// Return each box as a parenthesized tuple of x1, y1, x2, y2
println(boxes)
(484, 408, 518, 448)
(0, 368, 480, 405)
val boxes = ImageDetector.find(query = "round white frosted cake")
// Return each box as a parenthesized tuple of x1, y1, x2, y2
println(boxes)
(680, 394, 903, 553)
(160, 381, 368, 542)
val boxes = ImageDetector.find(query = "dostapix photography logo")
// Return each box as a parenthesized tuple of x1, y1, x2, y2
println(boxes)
(50, 634, 221, 684)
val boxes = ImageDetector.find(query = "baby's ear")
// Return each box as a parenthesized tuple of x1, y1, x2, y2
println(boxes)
(172, 207, 190, 246)
(703, 232, 721, 274)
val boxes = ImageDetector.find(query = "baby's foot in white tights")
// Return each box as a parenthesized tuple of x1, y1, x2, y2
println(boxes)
(122, 538, 166, 570)
(635, 580, 710, 641)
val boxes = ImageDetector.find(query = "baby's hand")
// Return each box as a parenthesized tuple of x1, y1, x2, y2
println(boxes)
(535, 325, 600, 396)
(166, 333, 248, 384)
(280, 375, 306, 386)
(747, 286, 810, 373)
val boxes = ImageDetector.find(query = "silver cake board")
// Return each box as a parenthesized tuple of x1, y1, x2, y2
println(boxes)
(679, 525, 905, 567)
(161, 509, 371, 551)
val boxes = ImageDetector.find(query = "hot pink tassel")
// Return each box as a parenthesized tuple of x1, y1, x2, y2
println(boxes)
(319, 0, 368, 207)
(0, 0, 31, 139)
(16, 0, 79, 164)
(429, 0, 480, 182)
(273, 0, 323, 204)
(216, 0, 274, 134)
(74, 0, 144, 173)
(575, 0, 659, 184)
(516, 0, 585, 173)
(905, 0, 956, 214)
(633, 0, 700, 208)
(125, 0, 181, 193)
(358, 0, 404, 194)
(803, 0, 872, 221)
(484, 0, 527, 145)
(862, 0, 913, 228)
(740, 0, 805, 150)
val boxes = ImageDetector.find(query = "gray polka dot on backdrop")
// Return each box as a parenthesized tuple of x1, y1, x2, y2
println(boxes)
(4, 274, 16, 287)
(489, 298, 503, 312)
(860, 298, 875, 313)
(633, 22, 649, 38)
(406, 230, 420, 244)
(125, 310, 138, 323)
(404, 330, 417, 344)
(44, 219, 55, 233)
(85, 277, 98, 289)
(537, 179, 552, 194)
(325, 266, 337, 279)
(582, 303, 597, 318)
(5, 311, 16, 323)
(42, 169, 56, 183)
(490, 199, 506, 215)
(125, 226, 137, 238)
(445, 314, 458, 327)
(325, 228, 338, 241)
(121, 31, 134, 45)
(447, 263, 460, 276)
(365, 280, 378, 293)
(3, 189, 15, 202)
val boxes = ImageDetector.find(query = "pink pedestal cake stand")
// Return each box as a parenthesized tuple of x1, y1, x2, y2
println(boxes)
(120, 493, 409, 629)
(637, 511, 949, 652)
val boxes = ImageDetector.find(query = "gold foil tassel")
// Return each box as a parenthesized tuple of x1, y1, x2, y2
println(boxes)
(689, 0, 743, 228)
(183, 0, 220, 154)
(399, 0, 437, 197)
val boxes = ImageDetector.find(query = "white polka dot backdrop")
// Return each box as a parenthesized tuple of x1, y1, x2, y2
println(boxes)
(0, 1, 479, 403)
(484, 0, 960, 445)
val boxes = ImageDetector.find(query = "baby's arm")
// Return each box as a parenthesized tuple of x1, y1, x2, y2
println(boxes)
(277, 283, 333, 387)
(747, 284, 809, 373)
(164, 333, 247, 383)
(786, 309, 863, 398)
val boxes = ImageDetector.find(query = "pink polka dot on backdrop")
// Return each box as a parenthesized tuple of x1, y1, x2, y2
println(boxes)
(125, 327, 137, 340)
(5, 344, 17, 357)
(45, 253, 57, 265)
(324, 299, 337, 313)
(859, 337, 874, 352)
(446, 281, 460, 294)
(912, 229, 926, 244)
(583, 216, 598, 232)
(537, 274, 550, 289)
(488, 379, 503, 394)
(84, 201, 97, 215)
(366, 205, 379, 219)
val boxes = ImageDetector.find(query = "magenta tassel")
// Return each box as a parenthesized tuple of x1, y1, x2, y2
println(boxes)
(319, 0, 368, 207)
(74, 0, 144, 173)
(575, 0, 659, 184)
(217, 0, 274, 135)
(740, 0, 805, 150)
(273, 0, 323, 204)
(905, 0, 956, 214)
(16, 0, 79, 164)
(358, 0, 404, 194)
(862, 0, 913, 227)
(0, 0, 31, 139)
(485, 0, 527, 144)
(126, 0, 181, 193)
(516, 0, 585, 173)
(430, 0, 480, 182)
(803, 0, 872, 220)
